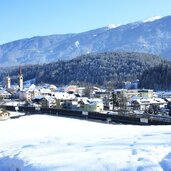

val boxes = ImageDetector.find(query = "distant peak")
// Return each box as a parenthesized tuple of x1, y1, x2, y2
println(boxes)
(106, 24, 121, 29)
(143, 16, 162, 23)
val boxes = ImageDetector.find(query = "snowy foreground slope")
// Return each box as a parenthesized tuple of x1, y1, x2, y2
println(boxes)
(0, 114, 171, 171)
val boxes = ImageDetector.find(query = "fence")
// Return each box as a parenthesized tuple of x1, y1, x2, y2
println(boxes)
(2, 105, 171, 125)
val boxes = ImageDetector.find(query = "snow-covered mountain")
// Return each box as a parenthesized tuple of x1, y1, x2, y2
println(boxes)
(143, 16, 162, 22)
(0, 15, 171, 66)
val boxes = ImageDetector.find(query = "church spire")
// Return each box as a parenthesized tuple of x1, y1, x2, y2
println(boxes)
(18, 65, 23, 91)
(19, 65, 22, 76)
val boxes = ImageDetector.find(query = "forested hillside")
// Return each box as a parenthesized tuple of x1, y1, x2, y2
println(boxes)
(0, 52, 166, 88)
(139, 63, 171, 90)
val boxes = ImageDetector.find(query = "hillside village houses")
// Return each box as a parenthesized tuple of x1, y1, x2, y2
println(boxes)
(0, 66, 104, 112)
(0, 65, 171, 114)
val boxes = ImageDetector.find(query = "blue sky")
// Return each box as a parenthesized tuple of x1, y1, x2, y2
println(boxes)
(0, 0, 171, 45)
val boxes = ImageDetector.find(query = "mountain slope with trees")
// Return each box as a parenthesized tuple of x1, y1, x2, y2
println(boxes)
(0, 52, 167, 88)
(139, 62, 171, 90)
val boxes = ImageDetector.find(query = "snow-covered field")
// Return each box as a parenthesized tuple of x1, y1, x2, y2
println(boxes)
(0, 114, 171, 171)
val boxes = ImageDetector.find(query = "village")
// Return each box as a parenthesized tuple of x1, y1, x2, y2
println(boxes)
(0, 66, 171, 122)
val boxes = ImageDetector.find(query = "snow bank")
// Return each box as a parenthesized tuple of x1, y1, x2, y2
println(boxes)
(0, 114, 171, 171)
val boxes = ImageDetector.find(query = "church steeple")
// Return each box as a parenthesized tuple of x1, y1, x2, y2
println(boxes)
(19, 65, 22, 75)
(18, 65, 23, 91)
(5, 74, 11, 89)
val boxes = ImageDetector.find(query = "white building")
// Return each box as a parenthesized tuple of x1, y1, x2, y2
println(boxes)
(131, 97, 167, 111)
(19, 84, 41, 101)
(52, 92, 76, 100)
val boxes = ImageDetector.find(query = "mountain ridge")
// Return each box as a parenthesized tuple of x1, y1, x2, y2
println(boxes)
(0, 15, 171, 66)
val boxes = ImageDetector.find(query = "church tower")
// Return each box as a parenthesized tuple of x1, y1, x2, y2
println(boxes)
(18, 65, 24, 91)
(5, 74, 11, 89)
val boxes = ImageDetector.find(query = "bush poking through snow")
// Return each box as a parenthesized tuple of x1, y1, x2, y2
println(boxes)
(0, 108, 10, 121)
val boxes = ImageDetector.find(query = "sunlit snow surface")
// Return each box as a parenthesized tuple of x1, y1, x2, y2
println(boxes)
(143, 16, 162, 23)
(0, 114, 171, 171)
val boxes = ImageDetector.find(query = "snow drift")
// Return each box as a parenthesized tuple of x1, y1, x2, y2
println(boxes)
(0, 114, 171, 171)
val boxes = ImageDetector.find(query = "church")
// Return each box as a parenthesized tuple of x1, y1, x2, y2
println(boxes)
(5, 65, 24, 92)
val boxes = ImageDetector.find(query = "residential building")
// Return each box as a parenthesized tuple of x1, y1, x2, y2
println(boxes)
(138, 89, 154, 98)
(0, 90, 12, 99)
(131, 98, 167, 111)
(33, 95, 57, 108)
(79, 98, 104, 112)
